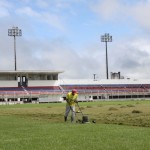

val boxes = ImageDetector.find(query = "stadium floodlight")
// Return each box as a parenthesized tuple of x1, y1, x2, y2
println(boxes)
(101, 33, 112, 79)
(8, 27, 22, 71)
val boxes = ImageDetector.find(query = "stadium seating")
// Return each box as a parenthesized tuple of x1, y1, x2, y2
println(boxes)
(0, 86, 62, 96)
(60, 84, 150, 94)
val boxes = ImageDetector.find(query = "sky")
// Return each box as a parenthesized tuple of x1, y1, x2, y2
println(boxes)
(1, 0, 150, 80)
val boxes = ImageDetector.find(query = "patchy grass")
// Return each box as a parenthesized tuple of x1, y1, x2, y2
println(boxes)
(0, 100, 150, 150)
(0, 100, 150, 127)
(0, 115, 150, 150)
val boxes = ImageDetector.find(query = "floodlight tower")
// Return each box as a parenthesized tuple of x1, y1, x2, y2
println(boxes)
(101, 33, 112, 79)
(8, 27, 22, 71)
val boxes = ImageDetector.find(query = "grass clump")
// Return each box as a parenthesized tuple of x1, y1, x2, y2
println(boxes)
(120, 106, 127, 108)
(97, 104, 103, 107)
(127, 104, 135, 107)
(132, 110, 142, 113)
(108, 107, 118, 111)
(87, 105, 93, 108)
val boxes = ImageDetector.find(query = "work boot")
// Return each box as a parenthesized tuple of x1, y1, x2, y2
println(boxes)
(64, 116, 67, 122)
(71, 117, 74, 123)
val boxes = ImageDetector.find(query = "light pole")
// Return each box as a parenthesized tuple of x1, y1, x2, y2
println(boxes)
(101, 33, 112, 79)
(93, 74, 96, 81)
(8, 27, 22, 71)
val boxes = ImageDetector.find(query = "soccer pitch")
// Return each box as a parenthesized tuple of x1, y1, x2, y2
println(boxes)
(0, 101, 150, 150)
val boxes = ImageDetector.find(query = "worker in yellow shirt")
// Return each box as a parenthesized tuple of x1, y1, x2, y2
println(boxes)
(64, 89, 78, 122)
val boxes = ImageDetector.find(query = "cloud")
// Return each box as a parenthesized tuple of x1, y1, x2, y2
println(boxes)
(40, 12, 65, 31)
(108, 36, 150, 79)
(0, 7, 9, 17)
(0, 0, 12, 17)
(90, 0, 150, 31)
(16, 6, 65, 31)
(130, 1, 150, 30)
(36, 0, 49, 8)
(90, 0, 122, 20)
(16, 7, 40, 17)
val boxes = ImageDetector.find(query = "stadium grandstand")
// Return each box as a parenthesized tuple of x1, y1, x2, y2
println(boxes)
(1, 70, 150, 104)
(60, 79, 150, 102)
(0, 70, 64, 104)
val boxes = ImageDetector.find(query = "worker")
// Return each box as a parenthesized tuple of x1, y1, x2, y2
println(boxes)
(64, 89, 78, 122)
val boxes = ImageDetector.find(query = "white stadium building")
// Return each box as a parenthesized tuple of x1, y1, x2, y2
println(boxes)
(0, 70, 150, 104)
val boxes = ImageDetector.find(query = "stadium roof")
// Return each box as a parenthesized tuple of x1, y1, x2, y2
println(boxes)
(0, 70, 64, 74)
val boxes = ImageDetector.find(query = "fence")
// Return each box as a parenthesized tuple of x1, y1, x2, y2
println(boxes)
(0, 88, 150, 104)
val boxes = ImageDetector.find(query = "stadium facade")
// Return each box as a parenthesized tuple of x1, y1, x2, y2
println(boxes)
(0, 70, 150, 104)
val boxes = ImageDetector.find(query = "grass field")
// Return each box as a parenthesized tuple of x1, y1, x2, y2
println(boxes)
(0, 100, 150, 150)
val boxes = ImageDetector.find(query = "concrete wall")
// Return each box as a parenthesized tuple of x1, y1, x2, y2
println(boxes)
(59, 79, 150, 85)
(39, 94, 63, 102)
(28, 80, 59, 86)
(0, 80, 59, 87)
(0, 81, 18, 87)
